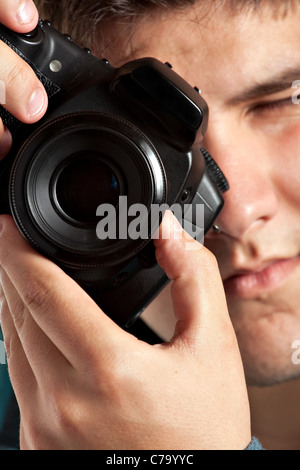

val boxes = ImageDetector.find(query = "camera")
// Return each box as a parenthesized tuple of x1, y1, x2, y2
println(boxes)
(0, 20, 228, 327)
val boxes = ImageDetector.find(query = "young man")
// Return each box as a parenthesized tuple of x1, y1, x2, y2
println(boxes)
(0, 0, 300, 449)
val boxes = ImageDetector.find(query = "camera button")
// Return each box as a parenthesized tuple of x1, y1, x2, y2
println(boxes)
(22, 26, 39, 38)
(49, 60, 62, 73)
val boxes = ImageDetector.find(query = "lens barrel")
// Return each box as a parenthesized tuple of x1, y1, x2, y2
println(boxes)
(9, 112, 166, 269)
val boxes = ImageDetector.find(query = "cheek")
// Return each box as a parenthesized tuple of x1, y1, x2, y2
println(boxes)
(266, 120, 300, 204)
(236, 310, 300, 385)
(226, 276, 300, 381)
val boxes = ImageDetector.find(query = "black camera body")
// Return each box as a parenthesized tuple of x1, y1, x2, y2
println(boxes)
(0, 20, 227, 327)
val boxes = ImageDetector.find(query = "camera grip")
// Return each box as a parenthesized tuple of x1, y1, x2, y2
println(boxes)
(0, 72, 60, 135)
(0, 19, 109, 135)
(0, 21, 61, 134)
(0, 106, 20, 133)
(0, 59, 60, 134)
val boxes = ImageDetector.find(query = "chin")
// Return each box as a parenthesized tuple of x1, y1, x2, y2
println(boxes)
(243, 354, 300, 387)
(228, 297, 300, 387)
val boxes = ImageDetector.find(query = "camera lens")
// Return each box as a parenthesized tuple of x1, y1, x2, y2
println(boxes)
(55, 153, 121, 225)
(10, 112, 166, 268)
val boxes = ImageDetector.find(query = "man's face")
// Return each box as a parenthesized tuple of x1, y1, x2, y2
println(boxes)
(104, 2, 300, 385)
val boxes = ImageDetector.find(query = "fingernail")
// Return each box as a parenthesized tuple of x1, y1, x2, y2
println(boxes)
(171, 214, 183, 233)
(0, 128, 12, 160)
(158, 210, 182, 240)
(17, 0, 36, 25)
(27, 88, 46, 118)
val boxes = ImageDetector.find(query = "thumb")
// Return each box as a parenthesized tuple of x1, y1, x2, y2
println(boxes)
(154, 210, 231, 349)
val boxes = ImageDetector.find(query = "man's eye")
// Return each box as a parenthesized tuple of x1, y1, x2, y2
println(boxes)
(250, 96, 298, 114)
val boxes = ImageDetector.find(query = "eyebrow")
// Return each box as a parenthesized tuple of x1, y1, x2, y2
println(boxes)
(227, 67, 300, 106)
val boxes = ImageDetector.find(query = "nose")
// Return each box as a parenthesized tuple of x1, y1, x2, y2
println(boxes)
(203, 124, 279, 239)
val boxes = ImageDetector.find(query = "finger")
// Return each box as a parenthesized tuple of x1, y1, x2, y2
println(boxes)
(0, 293, 36, 404)
(0, 269, 71, 383)
(0, 215, 125, 368)
(154, 211, 232, 349)
(0, 0, 38, 32)
(1, 291, 37, 450)
(0, 124, 12, 160)
(0, 39, 48, 123)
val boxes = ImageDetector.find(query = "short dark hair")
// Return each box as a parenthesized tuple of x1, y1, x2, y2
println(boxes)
(34, 0, 299, 51)
(35, 0, 197, 49)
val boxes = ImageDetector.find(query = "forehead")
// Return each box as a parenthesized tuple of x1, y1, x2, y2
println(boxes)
(109, 3, 300, 102)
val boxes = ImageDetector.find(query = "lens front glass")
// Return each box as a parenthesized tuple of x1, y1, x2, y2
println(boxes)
(55, 153, 121, 225)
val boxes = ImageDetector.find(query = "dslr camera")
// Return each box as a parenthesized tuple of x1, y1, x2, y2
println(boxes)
(0, 20, 228, 327)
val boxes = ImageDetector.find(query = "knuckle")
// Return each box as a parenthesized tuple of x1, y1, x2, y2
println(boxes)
(216, 319, 239, 354)
(45, 386, 89, 447)
(21, 415, 39, 449)
(0, 282, 4, 301)
(48, 388, 74, 430)
(23, 388, 77, 449)
(200, 246, 219, 268)
(85, 350, 129, 398)
(6, 60, 30, 92)
(10, 298, 27, 332)
(0, 235, 11, 265)
(0, 283, 26, 333)
(22, 414, 51, 450)
(225, 327, 240, 353)
(3, 336, 10, 361)
(23, 275, 52, 312)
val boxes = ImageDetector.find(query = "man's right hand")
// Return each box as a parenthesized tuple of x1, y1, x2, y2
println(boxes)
(0, 0, 47, 159)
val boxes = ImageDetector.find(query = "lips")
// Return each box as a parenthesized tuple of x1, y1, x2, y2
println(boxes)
(223, 256, 300, 298)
